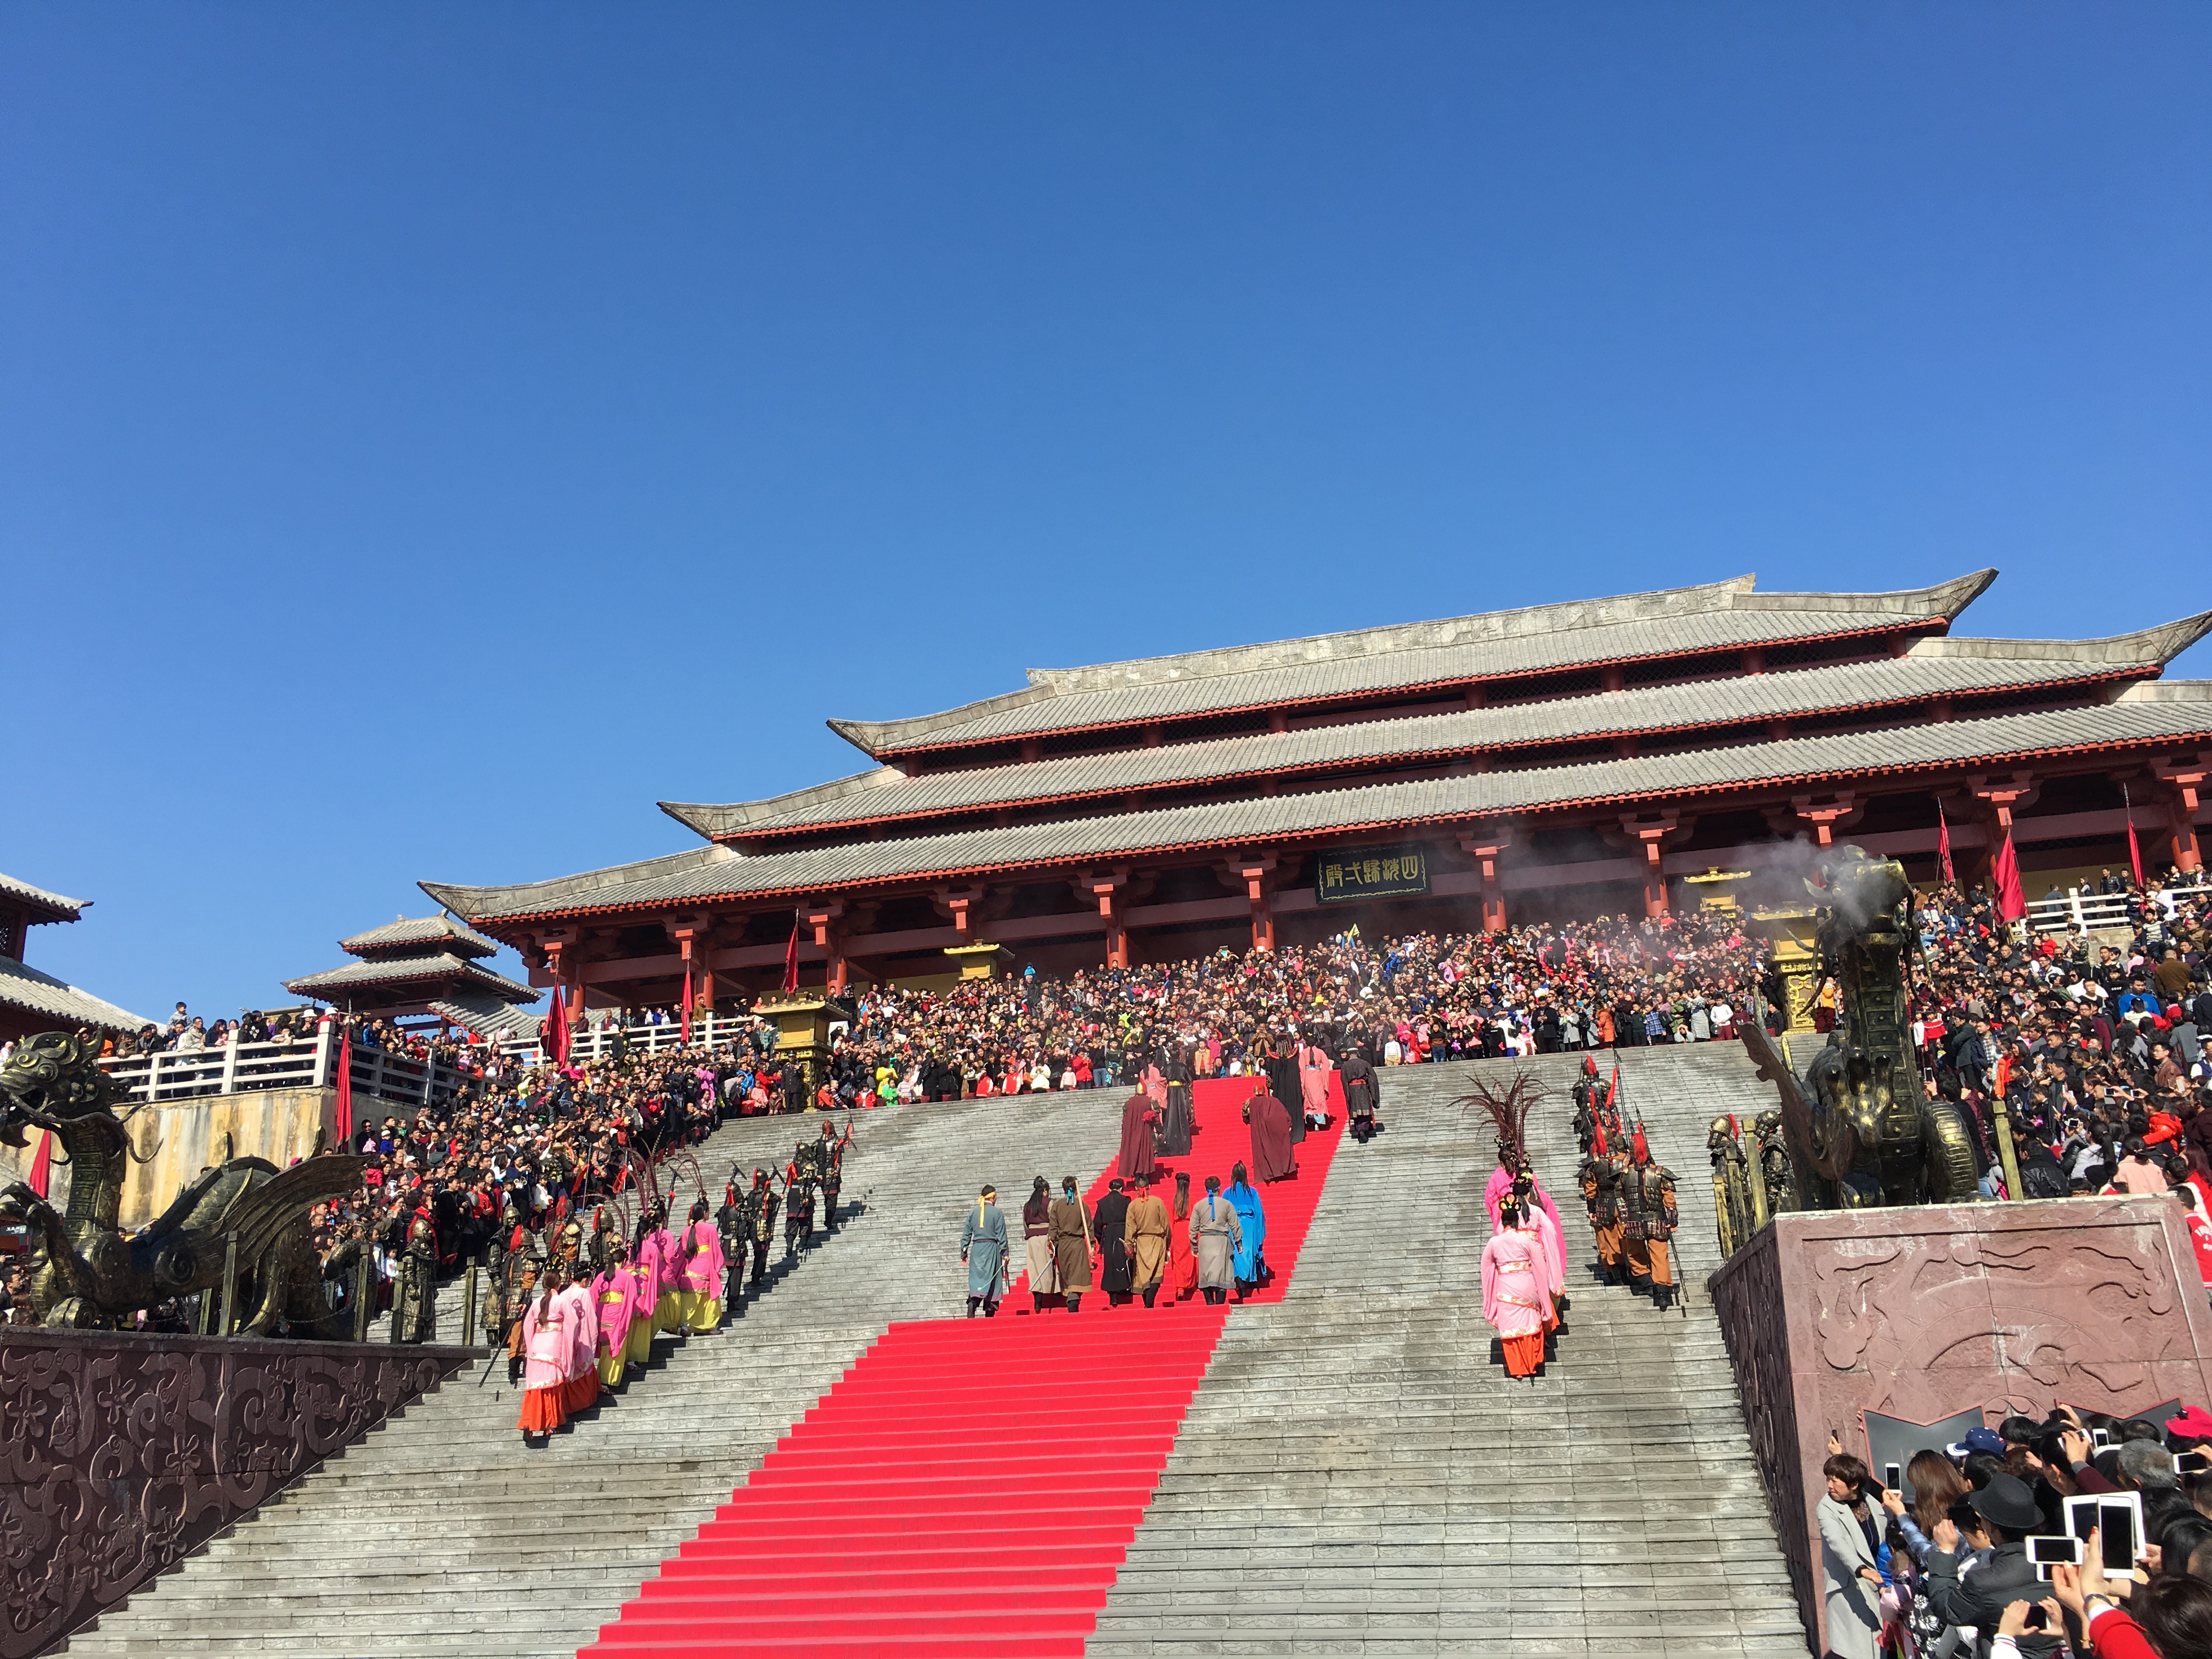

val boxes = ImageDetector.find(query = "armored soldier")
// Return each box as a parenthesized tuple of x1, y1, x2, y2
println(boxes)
(815, 1120, 853, 1233)
(396, 1204, 439, 1344)
(1570, 1057, 1601, 1155)
(716, 1180, 748, 1311)
(1617, 1125, 1680, 1310)
(748, 1167, 779, 1286)
(1578, 1130, 1627, 1287)
(785, 1138, 819, 1254)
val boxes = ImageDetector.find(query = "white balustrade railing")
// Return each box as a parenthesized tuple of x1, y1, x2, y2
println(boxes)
(100, 1027, 481, 1111)
(496, 1011, 767, 1066)
(2025, 891, 2133, 936)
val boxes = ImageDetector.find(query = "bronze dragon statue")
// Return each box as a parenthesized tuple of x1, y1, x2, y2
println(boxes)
(1735, 847, 1979, 1216)
(0, 1031, 366, 1333)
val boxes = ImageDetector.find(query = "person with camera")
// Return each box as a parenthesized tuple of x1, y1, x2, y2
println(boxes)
(1818, 1452, 1887, 1659)
(1925, 1472, 2064, 1659)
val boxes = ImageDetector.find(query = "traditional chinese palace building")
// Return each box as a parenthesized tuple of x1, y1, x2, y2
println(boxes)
(423, 571, 2212, 1017)
(281, 914, 541, 1037)
(0, 871, 150, 1045)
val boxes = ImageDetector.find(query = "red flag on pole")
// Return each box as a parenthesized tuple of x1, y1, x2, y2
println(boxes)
(2125, 783, 2145, 886)
(1992, 832, 2027, 922)
(542, 984, 571, 1066)
(682, 962, 693, 1044)
(26, 1130, 50, 1199)
(781, 914, 802, 996)
(334, 1032, 354, 1147)
(1936, 801, 1956, 885)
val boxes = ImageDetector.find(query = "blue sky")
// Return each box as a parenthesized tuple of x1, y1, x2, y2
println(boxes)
(5, 6, 2208, 1023)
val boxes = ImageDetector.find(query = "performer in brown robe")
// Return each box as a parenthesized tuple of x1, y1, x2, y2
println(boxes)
(1243, 1079, 1297, 1182)
(1117, 1090, 1160, 1182)
(1124, 1173, 1170, 1308)
(1047, 1176, 1094, 1313)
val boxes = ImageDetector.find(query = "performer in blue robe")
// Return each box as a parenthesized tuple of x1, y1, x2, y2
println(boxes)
(1224, 1163, 1266, 1299)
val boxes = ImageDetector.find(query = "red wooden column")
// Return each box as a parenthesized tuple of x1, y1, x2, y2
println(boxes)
(1079, 872, 1130, 969)
(1235, 857, 1278, 952)
(1968, 774, 2041, 884)
(934, 885, 988, 938)
(806, 903, 848, 996)
(1618, 812, 1691, 917)
(1457, 827, 1515, 933)
(539, 929, 585, 1028)
(665, 915, 721, 1015)
(2152, 759, 2207, 872)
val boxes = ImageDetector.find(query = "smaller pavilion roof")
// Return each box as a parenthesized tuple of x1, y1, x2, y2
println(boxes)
(340, 914, 501, 960)
(0, 955, 151, 1034)
(284, 952, 539, 1005)
(0, 872, 87, 927)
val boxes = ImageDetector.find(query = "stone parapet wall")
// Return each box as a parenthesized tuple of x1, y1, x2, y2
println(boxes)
(1709, 1195, 2212, 1654)
(0, 1328, 471, 1657)
(116, 1086, 335, 1229)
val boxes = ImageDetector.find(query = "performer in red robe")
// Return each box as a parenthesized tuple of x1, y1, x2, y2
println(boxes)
(1166, 1170, 1198, 1301)
(1116, 1090, 1160, 1182)
(1243, 1079, 1297, 1182)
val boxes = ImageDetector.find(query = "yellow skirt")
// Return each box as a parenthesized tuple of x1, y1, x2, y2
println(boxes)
(680, 1291, 720, 1331)
(625, 1313, 654, 1364)
(598, 1344, 627, 1388)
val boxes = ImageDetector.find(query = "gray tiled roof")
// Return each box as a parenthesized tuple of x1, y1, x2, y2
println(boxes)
(339, 913, 501, 959)
(670, 622, 2205, 842)
(0, 955, 150, 1034)
(425, 682, 2212, 924)
(0, 872, 85, 924)
(283, 952, 539, 1003)
(828, 570, 1997, 755)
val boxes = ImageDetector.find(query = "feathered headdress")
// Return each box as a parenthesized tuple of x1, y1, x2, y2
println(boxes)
(1452, 1070, 1547, 1171)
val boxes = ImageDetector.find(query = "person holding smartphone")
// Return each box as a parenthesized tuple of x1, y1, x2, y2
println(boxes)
(1926, 1473, 2065, 1659)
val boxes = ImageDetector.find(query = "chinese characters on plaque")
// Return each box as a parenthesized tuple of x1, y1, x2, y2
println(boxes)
(1315, 843, 1431, 904)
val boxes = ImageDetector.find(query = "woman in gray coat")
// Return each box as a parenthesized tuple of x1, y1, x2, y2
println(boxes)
(1816, 1452, 1884, 1659)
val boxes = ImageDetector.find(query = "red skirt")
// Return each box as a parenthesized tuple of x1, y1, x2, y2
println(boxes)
(1501, 1329, 1544, 1378)
(519, 1385, 567, 1435)
(563, 1370, 600, 1412)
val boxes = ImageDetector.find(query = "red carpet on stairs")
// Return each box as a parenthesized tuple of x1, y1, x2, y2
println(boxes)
(582, 1076, 1344, 1659)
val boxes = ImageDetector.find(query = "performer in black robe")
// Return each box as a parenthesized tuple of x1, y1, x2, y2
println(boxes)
(1117, 1090, 1160, 1182)
(1341, 1049, 1380, 1143)
(1263, 1043, 1305, 1145)
(1158, 1052, 1194, 1156)
(1093, 1178, 1135, 1305)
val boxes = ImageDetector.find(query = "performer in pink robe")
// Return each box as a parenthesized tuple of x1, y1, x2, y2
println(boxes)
(1296, 1041, 1331, 1128)
(1485, 1165, 1564, 1277)
(1143, 1062, 1167, 1112)
(676, 1200, 727, 1334)
(1480, 1200, 1551, 1380)
(517, 1274, 575, 1439)
(560, 1271, 600, 1413)
(628, 1221, 663, 1367)
(592, 1245, 637, 1389)
(644, 1203, 682, 1334)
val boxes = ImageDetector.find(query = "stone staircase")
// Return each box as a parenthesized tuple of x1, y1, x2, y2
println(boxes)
(1090, 1043, 1809, 1659)
(63, 1093, 1125, 1659)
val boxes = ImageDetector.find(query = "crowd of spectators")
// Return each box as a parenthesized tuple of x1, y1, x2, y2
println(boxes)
(24, 847, 2206, 1346)
(1820, 1404, 2212, 1659)
(1905, 867, 2212, 1229)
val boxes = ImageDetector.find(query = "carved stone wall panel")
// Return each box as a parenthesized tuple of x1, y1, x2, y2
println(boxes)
(1709, 1195, 2212, 1657)
(0, 1329, 470, 1658)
